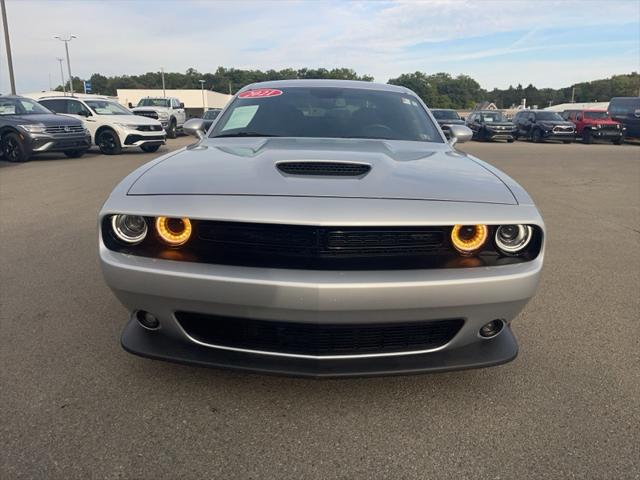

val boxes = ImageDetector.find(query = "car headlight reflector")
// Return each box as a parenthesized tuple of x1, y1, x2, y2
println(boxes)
(111, 215, 148, 244)
(451, 225, 488, 254)
(18, 124, 46, 134)
(155, 217, 192, 246)
(495, 225, 532, 254)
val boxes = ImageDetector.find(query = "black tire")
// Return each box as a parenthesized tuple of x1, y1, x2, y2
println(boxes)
(97, 129, 122, 155)
(1, 132, 30, 162)
(562, 140, 572, 144)
(141, 144, 161, 153)
(507, 138, 515, 143)
(582, 129, 593, 144)
(532, 129, 543, 143)
(613, 137, 624, 145)
(166, 119, 177, 139)
(64, 149, 88, 158)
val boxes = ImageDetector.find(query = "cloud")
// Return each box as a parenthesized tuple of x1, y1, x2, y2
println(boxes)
(0, 0, 638, 93)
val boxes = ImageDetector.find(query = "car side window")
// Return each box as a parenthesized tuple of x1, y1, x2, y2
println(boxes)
(68, 100, 90, 116)
(41, 99, 67, 113)
(576, 113, 582, 121)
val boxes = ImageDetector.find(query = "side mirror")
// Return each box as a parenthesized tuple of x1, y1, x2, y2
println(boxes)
(128, 102, 133, 109)
(460, 116, 465, 121)
(183, 118, 206, 139)
(179, 102, 185, 109)
(447, 125, 473, 146)
(78, 110, 90, 117)
(634, 109, 640, 118)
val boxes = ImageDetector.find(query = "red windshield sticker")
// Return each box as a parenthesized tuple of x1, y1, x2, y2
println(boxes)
(238, 88, 283, 99)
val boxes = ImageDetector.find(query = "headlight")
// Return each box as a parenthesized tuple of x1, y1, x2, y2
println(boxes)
(18, 124, 46, 134)
(158, 112, 169, 119)
(495, 225, 532, 254)
(115, 123, 138, 129)
(111, 215, 148, 244)
(451, 225, 488, 254)
(155, 217, 192, 246)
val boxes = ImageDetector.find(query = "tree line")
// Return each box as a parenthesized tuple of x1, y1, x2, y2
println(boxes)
(58, 68, 639, 110)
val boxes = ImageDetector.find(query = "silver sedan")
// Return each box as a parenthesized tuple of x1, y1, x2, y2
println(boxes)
(99, 80, 544, 377)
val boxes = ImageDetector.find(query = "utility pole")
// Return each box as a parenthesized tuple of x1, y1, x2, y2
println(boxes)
(571, 87, 575, 103)
(1, 0, 17, 94)
(228, 81, 232, 95)
(54, 34, 77, 95)
(199, 79, 206, 113)
(56, 58, 66, 95)
(160, 67, 166, 98)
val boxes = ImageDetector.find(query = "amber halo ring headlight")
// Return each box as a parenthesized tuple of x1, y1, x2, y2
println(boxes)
(451, 224, 488, 254)
(155, 217, 192, 246)
(495, 225, 533, 254)
(111, 214, 148, 244)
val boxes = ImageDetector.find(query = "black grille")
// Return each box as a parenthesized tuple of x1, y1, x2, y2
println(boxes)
(176, 312, 464, 356)
(124, 134, 165, 145)
(44, 125, 85, 134)
(134, 111, 159, 119)
(277, 161, 371, 177)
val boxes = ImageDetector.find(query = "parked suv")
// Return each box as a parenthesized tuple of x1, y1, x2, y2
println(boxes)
(608, 97, 640, 139)
(465, 110, 517, 142)
(513, 110, 575, 143)
(0, 95, 90, 162)
(562, 109, 625, 144)
(131, 97, 186, 139)
(38, 96, 165, 155)
(430, 108, 465, 139)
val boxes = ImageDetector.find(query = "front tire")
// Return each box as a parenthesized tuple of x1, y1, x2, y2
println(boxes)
(507, 138, 515, 143)
(64, 149, 88, 158)
(1, 132, 30, 162)
(97, 129, 122, 155)
(140, 144, 161, 153)
(532, 129, 543, 143)
(562, 140, 572, 144)
(166, 119, 177, 139)
(582, 129, 593, 144)
(613, 137, 624, 145)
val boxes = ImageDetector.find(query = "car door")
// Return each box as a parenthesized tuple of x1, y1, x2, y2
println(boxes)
(66, 99, 98, 139)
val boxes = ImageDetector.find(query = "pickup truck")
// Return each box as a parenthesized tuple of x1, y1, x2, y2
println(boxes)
(562, 109, 625, 144)
(131, 97, 186, 138)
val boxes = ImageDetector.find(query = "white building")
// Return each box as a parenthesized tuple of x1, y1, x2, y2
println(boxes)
(545, 102, 610, 112)
(117, 89, 232, 117)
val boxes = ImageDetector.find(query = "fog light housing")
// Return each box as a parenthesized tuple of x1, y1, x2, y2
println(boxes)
(155, 217, 192, 246)
(135, 310, 160, 330)
(111, 214, 147, 244)
(451, 224, 488, 254)
(479, 320, 504, 338)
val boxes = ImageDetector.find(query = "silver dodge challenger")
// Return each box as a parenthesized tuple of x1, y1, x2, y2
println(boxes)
(99, 80, 544, 377)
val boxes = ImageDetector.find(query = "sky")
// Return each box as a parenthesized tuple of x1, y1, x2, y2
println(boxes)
(1, 0, 639, 94)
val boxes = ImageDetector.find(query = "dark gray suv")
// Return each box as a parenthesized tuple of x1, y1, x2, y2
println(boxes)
(0, 96, 91, 162)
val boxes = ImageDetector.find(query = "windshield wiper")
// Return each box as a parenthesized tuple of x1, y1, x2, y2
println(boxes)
(213, 132, 281, 138)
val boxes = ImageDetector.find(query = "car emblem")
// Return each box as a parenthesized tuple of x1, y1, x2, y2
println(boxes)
(64, 126, 71, 132)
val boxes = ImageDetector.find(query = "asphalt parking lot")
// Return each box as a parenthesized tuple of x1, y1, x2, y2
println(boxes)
(1, 138, 639, 479)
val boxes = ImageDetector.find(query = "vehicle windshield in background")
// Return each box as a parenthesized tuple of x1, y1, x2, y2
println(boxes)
(536, 111, 564, 121)
(203, 109, 221, 120)
(211, 87, 443, 142)
(86, 100, 133, 115)
(431, 109, 460, 120)
(0, 97, 52, 115)
(584, 111, 610, 120)
(137, 98, 170, 107)
(480, 112, 507, 123)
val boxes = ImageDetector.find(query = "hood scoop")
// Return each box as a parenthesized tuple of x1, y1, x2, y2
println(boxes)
(277, 161, 371, 177)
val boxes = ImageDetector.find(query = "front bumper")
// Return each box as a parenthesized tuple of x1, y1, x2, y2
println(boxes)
(119, 126, 166, 148)
(587, 128, 624, 139)
(29, 133, 91, 153)
(101, 244, 542, 377)
(485, 129, 517, 141)
(541, 129, 575, 140)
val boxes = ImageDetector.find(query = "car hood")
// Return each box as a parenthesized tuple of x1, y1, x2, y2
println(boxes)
(9, 113, 83, 126)
(538, 120, 574, 127)
(133, 106, 169, 113)
(106, 114, 161, 125)
(128, 138, 517, 205)
(436, 119, 465, 125)
(483, 122, 516, 128)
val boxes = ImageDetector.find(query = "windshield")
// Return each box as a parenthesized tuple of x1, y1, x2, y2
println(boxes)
(536, 111, 563, 121)
(480, 111, 506, 122)
(431, 109, 460, 120)
(210, 87, 443, 142)
(137, 98, 170, 107)
(584, 111, 610, 120)
(85, 100, 132, 115)
(203, 109, 221, 120)
(0, 97, 52, 115)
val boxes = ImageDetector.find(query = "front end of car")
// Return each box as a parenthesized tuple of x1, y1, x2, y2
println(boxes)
(133, 107, 171, 129)
(586, 121, 626, 140)
(539, 122, 576, 140)
(19, 123, 91, 154)
(113, 121, 166, 149)
(99, 183, 544, 377)
(483, 123, 518, 141)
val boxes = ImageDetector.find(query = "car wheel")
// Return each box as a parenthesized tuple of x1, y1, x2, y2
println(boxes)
(141, 144, 161, 153)
(1, 132, 30, 162)
(582, 129, 593, 144)
(97, 129, 122, 155)
(507, 138, 515, 143)
(64, 149, 88, 158)
(613, 137, 624, 145)
(166, 119, 177, 139)
(532, 129, 543, 143)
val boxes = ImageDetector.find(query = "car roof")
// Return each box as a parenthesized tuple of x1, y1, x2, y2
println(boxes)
(0, 95, 30, 99)
(239, 79, 412, 94)
(430, 108, 455, 111)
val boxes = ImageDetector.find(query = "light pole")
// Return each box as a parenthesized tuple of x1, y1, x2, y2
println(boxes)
(54, 34, 77, 95)
(199, 79, 206, 113)
(1, 0, 16, 94)
(56, 57, 66, 95)
(160, 67, 166, 98)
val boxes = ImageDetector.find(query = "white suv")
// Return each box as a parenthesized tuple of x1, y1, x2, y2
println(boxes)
(38, 96, 166, 155)
(130, 97, 186, 139)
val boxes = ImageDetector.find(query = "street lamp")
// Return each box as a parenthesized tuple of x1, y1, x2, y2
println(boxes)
(54, 34, 77, 95)
(160, 67, 166, 99)
(56, 58, 66, 95)
(199, 79, 206, 113)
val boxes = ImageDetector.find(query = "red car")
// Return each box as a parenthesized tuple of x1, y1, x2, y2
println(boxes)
(562, 109, 625, 144)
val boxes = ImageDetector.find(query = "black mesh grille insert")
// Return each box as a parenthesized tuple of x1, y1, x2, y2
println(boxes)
(277, 162, 371, 176)
(176, 312, 464, 356)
